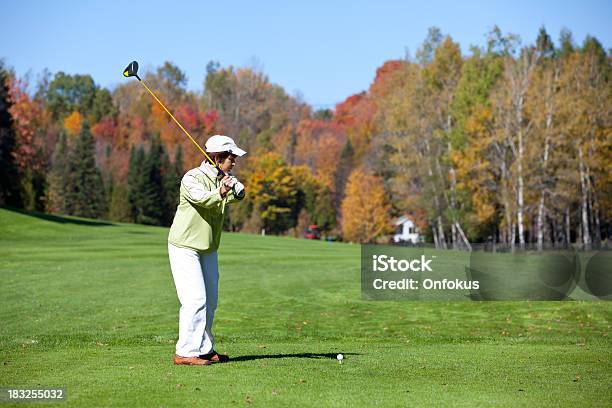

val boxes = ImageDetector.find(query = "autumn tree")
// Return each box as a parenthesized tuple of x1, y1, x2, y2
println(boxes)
(203, 63, 306, 166)
(146, 62, 188, 108)
(8, 76, 49, 211)
(145, 62, 204, 155)
(492, 42, 537, 249)
(527, 27, 561, 250)
(203, 65, 269, 147)
(64, 111, 83, 136)
(377, 30, 471, 249)
(450, 40, 504, 242)
(241, 152, 298, 234)
(422, 34, 471, 249)
(341, 169, 392, 243)
(376, 61, 436, 243)
(554, 36, 611, 249)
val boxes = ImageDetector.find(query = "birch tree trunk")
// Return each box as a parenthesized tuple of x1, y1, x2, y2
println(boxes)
(437, 216, 447, 250)
(432, 224, 440, 249)
(455, 221, 472, 251)
(447, 139, 471, 250)
(424, 137, 447, 249)
(536, 68, 557, 251)
(507, 50, 535, 249)
(516, 133, 525, 249)
(578, 146, 591, 250)
(536, 126, 551, 251)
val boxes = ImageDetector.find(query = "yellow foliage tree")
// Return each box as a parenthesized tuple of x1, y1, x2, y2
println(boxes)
(63, 111, 83, 136)
(341, 169, 392, 243)
(243, 152, 298, 234)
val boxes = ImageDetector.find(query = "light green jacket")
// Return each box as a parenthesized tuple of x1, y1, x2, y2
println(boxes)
(168, 162, 245, 252)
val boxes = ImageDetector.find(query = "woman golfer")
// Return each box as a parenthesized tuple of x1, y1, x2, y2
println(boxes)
(167, 135, 246, 365)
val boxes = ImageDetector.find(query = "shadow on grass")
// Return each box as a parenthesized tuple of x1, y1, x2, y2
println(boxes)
(230, 352, 360, 362)
(4, 207, 114, 227)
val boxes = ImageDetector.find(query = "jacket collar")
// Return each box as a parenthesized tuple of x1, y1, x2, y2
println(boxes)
(199, 161, 222, 179)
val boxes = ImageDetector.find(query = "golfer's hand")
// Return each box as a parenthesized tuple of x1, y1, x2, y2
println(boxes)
(221, 176, 238, 197)
(220, 176, 234, 196)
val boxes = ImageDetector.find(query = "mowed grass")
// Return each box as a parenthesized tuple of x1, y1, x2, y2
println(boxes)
(0, 208, 610, 407)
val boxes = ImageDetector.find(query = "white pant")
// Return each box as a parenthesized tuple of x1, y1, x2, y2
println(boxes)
(168, 243, 219, 357)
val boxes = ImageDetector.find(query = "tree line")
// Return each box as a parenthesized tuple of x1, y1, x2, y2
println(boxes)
(375, 27, 610, 250)
(0, 26, 609, 248)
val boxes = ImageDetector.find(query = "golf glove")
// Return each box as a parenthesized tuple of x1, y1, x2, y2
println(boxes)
(231, 177, 245, 196)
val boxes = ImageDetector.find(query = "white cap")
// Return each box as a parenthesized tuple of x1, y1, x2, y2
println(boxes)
(205, 135, 247, 156)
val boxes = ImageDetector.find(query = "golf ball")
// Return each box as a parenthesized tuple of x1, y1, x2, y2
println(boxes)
(337, 354, 344, 361)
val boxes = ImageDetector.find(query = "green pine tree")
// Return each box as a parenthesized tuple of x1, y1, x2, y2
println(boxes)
(335, 139, 354, 204)
(0, 63, 21, 207)
(102, 145, 114, 217)
(67, 122, 106, 218)
(45, 132, 70, 213)
(108, 183, 132, 222)
(138, 135, 165, 225)
(128, 145, 145, 223)
(162, 144, 183, 225)
(313, 185, 337, 232)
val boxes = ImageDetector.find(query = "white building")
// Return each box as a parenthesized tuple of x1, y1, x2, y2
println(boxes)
(393, 215, 422, 244)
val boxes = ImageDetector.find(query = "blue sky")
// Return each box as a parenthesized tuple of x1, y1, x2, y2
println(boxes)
(1, 0, 610, 108)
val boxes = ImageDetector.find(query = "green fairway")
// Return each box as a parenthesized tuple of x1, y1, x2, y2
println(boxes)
(0, 208, 610, 407)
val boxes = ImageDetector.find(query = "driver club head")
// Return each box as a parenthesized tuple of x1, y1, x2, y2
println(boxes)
(123, 61, 141, 80)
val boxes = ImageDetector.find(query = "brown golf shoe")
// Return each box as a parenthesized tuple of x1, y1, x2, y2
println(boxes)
(173, 354, 212, 365)
(199, 351, 230, 363)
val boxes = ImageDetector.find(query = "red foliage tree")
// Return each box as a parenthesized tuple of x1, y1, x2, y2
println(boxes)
(8, 77, 48, 174)
(91, 116, 117, 142)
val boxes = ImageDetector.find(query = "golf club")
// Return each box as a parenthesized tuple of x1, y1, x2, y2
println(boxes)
(122, 61, 227, 177)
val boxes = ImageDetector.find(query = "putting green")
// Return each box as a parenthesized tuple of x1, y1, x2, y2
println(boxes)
(0, 208, 610, 407)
